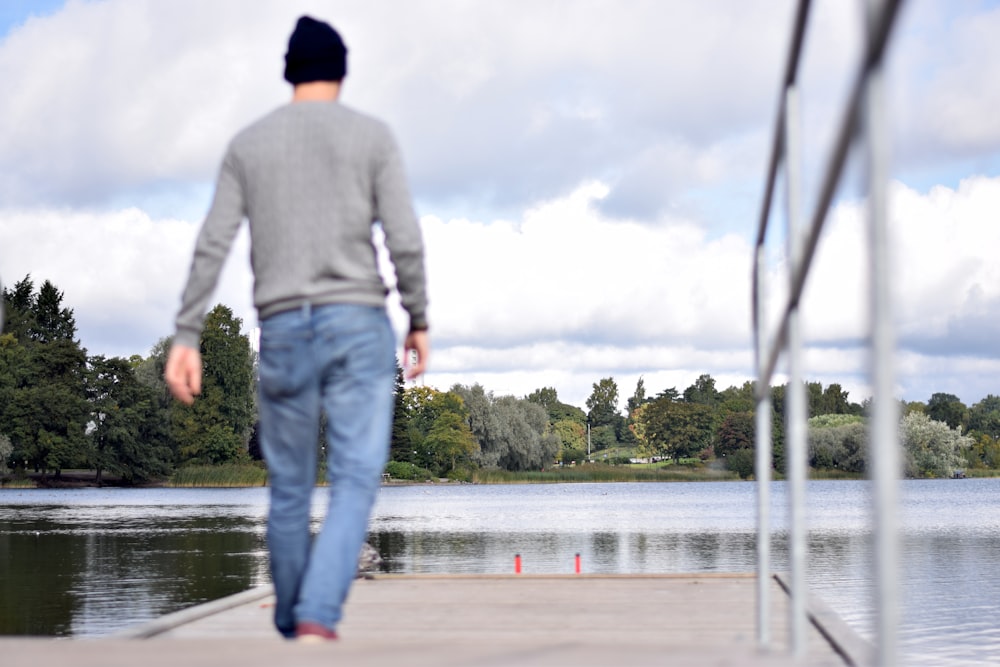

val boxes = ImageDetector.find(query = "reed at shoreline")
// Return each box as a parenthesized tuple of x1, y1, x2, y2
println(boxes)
(166, 464, 268, 488)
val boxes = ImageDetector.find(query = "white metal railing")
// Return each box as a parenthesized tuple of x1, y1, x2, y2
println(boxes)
(753, 0, 904, 664)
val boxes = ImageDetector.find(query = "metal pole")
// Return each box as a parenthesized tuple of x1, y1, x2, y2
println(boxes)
(754, 237, 773, 647)
(865, 1, 900, 664)
(784, 84, 808, 659)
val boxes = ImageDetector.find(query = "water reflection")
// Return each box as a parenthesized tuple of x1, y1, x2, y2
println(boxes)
(0, 497, 269, 636)
(369, 528, 773, 576)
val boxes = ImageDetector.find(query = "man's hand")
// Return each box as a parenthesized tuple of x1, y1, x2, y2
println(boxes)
(404, 330, 429, 380)
(165, 344, 203, 405)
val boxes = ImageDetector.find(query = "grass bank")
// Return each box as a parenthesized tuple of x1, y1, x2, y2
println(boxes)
(12, 463, 997, 489)
(472, 465, 739, 484)
(963, 468, 1000, 478)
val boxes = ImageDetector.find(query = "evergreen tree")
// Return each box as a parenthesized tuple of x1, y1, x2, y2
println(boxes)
(389, 361, 411, 462)
(0, 277, 89, 475)
(171, 305, 255, 464)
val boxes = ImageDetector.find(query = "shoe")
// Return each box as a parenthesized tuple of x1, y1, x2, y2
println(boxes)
(295, 621, 338, 643)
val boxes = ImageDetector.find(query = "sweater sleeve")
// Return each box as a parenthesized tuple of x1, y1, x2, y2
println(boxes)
(373, 128, 429, 331)
(173, 151, 246, 349)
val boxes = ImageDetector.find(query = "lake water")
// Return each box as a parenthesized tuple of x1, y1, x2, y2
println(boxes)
(1, 479, 998, 665)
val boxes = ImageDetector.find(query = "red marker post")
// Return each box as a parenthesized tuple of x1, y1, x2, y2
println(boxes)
(514, 554, 522, 574)
(575, 553, 581, 574)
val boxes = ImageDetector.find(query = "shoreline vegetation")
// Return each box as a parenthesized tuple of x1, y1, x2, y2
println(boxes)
(6, 276, 999, 496)
(4, 463, 999, 489)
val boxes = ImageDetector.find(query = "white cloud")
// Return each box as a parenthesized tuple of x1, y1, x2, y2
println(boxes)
(0, 0, 799, 218)
(0, 0, 318, 203)
(0, 206, 254, 357)
(3, 176, 1000, 409)
(421, 182, 753, 349)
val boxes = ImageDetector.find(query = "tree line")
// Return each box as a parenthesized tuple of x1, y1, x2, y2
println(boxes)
(379, 369, 994, 480)
(3, 276, 995, 483)
(1, 276, 253, 483)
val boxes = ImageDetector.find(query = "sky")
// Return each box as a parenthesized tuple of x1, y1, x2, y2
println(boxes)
(1, 0, 999, 411)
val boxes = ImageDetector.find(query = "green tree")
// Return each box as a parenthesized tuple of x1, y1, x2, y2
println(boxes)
(727, 448, 755, 479)
(526, 386, 586, 424)
(424, 411, 478, 476)
(967, 395, 1000, 440)
(586, 377, 620, 428)
(769, 384, 788, 471)
(620, 377, 650, 448)
(717, 381, 756, 414)
(715, 408, 768, 477)
(817, 383, 856, 415)
(32, 280, 78, 343)
(807, 415, 867, 472)
(134, 337, 180, 459)
(626, 377, 649, 416)
(525, 387, 559, 413)
(87, 355, 172, 483)
(450, 384, 499, 467)
(900, 412, 971, 478)
(0, 332, 31, 458)
(682, 374, 719, 407)
(655, 387, 680, 402)
(134, 337, 172, 408)
(0, 277, 89, 475)
(589, 424, 617, 452)
(403, 386, 470, 474)
(171, 305, 255, 465)
(636, 398, 714, 462)
(1, 275, 37, 340)
(715, 411, 755, 459)
(453, 384, 558, 471)
(552, 419, 586, 462)
(0, 433, 12, 476)
(805, 381, 824, 417)
(926, 393, 968, 431)
(389, 362, 411, 463)
(965, 432, 1000, 469)
(494, 396, 559, 470)
(200, 305, 255, 439)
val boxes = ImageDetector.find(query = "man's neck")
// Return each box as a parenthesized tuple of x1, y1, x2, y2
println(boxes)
(292, 81, 341, 103)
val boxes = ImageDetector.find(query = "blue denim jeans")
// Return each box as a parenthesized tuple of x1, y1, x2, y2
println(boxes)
(257, 303, 395, 637)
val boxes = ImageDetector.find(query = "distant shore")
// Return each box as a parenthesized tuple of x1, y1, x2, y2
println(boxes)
(4, 465, 997, 490)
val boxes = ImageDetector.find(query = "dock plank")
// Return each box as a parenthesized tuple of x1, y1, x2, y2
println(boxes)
(2, 574, 868, 666)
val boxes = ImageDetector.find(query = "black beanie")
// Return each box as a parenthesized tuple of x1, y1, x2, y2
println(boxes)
(283, 16, 348, 85)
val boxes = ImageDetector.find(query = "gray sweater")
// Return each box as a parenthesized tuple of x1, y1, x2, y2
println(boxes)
(173, 101, 428, 349)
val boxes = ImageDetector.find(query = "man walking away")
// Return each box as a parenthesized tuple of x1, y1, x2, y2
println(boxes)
(165, 15, 429, 642)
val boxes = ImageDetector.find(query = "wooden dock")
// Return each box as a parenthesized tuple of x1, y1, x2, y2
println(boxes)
(1, 574, 871, 666)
